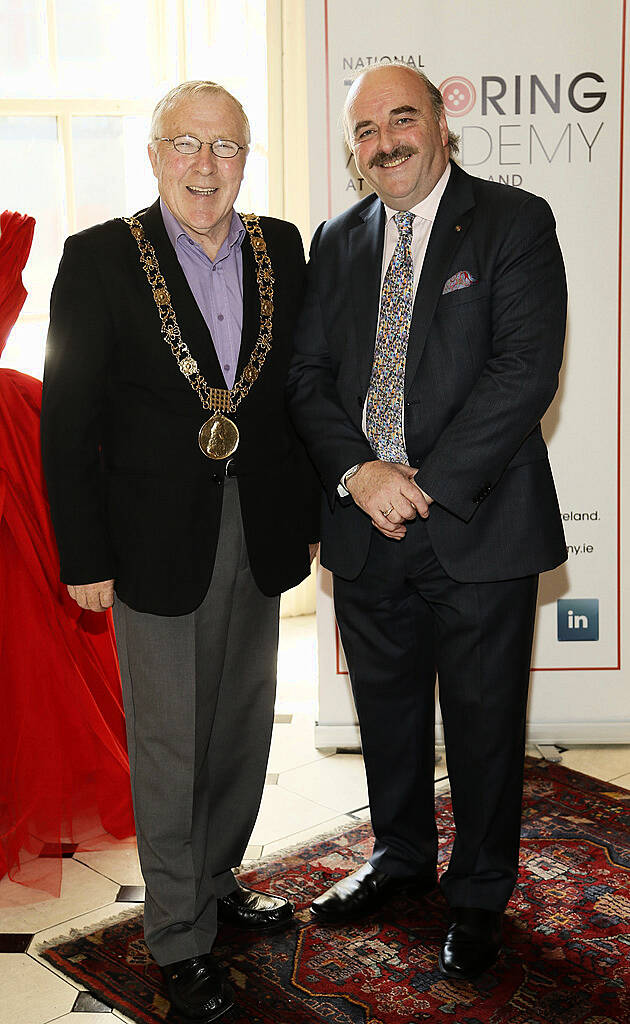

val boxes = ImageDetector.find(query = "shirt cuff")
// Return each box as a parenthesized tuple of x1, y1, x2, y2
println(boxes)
(338, 463, 362, 497)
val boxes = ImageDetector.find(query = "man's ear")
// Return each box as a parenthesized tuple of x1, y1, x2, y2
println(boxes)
(148, 143, 158, 179)
(439, 112, 449, 149)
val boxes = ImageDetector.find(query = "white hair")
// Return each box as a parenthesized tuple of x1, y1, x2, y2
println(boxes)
(149, 80, 251, 148)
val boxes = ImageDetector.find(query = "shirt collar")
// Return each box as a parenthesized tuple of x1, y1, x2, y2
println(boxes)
(160, 198, 246, 261)
(383, 160, 451, 227)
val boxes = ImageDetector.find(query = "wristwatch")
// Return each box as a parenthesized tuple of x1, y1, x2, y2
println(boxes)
(342, 463, 363, 489)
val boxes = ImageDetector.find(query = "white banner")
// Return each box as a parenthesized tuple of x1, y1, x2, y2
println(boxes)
(307, 0, 629, 745)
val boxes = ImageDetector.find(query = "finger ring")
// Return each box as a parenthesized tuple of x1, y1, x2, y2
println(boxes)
(383, 506, 395, 517)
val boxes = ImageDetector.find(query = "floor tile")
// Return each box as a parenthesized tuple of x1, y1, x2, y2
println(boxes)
(0, 932, 34, 952)
(53, 1016, 114, 1022)
(249, 784, 342, 846)
(612, 772, 630, 790)
(72, 991, 114, 1012)
(72, 842, 142, 887)
(39, 843, 79, 859)
(115, 885, 144, 903)
(558, 745, 630, 782)
(0, 859, 118, 935)
(0, 953, 76, 1024)
(111, 1013, 136, 1023)
(349, 806, 371, 822)
(276, 753, 369, 814)
(267, 712, 333, 774)
(242, 844, 264, 861)
(261, 814, 358, 858)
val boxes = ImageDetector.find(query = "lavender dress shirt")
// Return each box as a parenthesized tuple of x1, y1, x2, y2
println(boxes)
(160, 199, 246, 389)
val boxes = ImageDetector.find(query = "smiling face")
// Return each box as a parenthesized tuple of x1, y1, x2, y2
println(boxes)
(347, 66, 450, 210)
(148, 91, 248, 259)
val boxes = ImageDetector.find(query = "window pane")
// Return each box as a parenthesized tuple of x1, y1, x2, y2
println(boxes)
(0, 0, 52, 97)
(184, 0, 268, 211)
(0, 117, 65, 316)
(73, 116, 156, 230)
(240, 147, 268, 217)
(55, 0, 157, 97)
(1, 320, 48, 381)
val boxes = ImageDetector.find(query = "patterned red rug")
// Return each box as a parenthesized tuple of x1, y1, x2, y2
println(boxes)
(41, 757, 630, 1023)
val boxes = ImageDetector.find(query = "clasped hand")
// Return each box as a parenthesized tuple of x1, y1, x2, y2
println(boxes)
(346, 460, 432, 539)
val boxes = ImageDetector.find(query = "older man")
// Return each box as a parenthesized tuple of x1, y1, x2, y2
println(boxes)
(42, 81, 318, 1022)
(287, 63, 566, 979)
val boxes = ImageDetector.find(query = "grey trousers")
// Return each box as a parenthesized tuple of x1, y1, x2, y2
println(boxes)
(113, 479, 280, 965)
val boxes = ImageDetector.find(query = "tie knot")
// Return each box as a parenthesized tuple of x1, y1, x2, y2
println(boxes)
(394, 210, 414, 237)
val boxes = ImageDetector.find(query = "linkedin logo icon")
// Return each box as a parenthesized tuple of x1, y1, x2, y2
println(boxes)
(557, 599, 599, 641)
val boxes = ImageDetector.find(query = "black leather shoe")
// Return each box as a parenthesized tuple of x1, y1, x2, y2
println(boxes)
(438, 907, 503, 980)
(217, 879, 294, 931)
(310, 861, 437, 923)
(162, 954, 234, 1022)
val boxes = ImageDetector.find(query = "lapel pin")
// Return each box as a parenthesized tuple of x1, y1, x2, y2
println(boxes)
(455, 224, 462, 232)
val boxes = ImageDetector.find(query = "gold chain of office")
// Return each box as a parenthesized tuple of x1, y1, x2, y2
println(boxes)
(122, 213, 274, 460)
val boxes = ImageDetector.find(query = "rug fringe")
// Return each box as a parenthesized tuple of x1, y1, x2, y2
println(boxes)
(36, 904, 142, 953)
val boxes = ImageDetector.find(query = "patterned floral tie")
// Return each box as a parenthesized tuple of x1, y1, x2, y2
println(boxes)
(365, 210, 415, 464)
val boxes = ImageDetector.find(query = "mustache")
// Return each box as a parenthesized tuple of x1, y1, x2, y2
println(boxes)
(369, 145, 417, 168)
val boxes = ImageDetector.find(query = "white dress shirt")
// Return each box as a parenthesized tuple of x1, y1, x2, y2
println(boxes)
(379, 161, 451, 299)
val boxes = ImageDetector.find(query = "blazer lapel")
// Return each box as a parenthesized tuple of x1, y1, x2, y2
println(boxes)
(404, 162, 476, 392)
(348, 196, 386, 398)
(139, 200, 227, 387)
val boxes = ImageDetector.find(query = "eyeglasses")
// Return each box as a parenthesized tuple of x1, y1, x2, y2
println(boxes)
(157, 135, 246, 158)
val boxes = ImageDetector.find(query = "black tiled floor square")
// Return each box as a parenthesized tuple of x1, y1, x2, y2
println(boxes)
(116, 884, 145, 902)
(72, 991, 113, 1012)
(39, 842, 79, 858)
(0, 933, 34, 952)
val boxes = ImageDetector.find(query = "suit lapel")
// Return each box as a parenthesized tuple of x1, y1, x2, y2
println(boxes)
(348, 196, 386, 397)
(139, 200, 227, 387)
(404, 162, 476, 392)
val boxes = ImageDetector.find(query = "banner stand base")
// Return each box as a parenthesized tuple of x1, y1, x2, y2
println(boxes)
(314, 723, 361, 751)
(314, 722, 630, 752)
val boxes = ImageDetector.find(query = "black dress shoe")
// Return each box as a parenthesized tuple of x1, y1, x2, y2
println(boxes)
(162, 954, 234, 1022)
(217, 879, 293, 931)
(310, 861, 437, 923)
(438, 907, 503, 980)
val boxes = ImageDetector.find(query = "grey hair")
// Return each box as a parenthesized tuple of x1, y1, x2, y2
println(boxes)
(149, 80, 251, 148)
(342, 62, 460, 157)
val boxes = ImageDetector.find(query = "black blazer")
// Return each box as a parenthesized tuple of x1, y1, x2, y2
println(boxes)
(287, 162, 567, 583)
(42, 201, 319, 614)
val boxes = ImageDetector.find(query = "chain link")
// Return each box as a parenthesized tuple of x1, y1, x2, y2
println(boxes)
(123, 213, 275, 414)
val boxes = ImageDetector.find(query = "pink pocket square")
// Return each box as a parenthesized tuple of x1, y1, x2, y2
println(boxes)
(442, 271, 477, 294)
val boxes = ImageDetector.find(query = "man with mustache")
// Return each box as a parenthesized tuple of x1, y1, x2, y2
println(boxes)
(288, 63, 566, 979)
(42, 81, 318, 1022)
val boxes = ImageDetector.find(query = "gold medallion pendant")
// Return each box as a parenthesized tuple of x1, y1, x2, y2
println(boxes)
(198, 412, 240, 460)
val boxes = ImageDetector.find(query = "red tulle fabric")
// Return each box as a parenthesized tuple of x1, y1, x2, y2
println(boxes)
(0, 211, 134, 896)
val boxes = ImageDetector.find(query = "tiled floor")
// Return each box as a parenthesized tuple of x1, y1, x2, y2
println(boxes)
(1, 612, 629, 1024)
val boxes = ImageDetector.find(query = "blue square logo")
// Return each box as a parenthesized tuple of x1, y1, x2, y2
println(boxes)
(557, 599, 599, 641)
